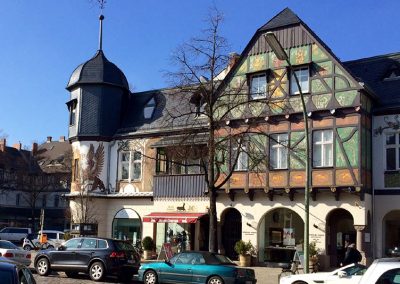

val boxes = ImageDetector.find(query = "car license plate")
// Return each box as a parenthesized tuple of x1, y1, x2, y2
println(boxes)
(127, 259, 135, 264)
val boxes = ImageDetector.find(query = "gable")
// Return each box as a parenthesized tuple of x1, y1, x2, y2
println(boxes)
(221, 9, 363, 119)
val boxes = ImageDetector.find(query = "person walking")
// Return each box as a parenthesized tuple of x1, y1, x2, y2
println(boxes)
(342, 242, 362, 266)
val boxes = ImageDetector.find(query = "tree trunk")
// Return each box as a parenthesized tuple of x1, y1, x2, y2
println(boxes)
(209, 189, 218, 253)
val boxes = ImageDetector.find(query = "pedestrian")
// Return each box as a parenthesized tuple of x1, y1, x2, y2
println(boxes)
(342, 242, 362, 266)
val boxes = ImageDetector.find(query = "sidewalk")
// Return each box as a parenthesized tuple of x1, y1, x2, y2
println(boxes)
(252, 266, 281, 284)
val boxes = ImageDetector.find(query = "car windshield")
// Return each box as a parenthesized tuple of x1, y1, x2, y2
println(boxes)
(336, 264, 367, 276)
(0, 241, 19, 249)
(114, 241, 134, 251)
(204, 253, 235, 265)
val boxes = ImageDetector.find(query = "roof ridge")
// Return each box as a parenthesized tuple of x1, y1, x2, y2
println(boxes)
(345, 51, 400, 65)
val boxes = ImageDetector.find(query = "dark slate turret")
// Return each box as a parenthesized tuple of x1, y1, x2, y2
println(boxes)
(66, 15, 129, 142)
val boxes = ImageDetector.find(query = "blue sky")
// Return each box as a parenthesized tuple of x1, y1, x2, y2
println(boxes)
(0, 0, 399, 147)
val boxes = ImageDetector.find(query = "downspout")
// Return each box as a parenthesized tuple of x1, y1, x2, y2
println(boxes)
(107, 140, 117, 193)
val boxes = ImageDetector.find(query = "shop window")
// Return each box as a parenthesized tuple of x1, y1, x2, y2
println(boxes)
(250, 74, 267, 100)
(119, 151, 142, 181)
(290, 67, 309, 95)
(313, 130, 333, 167)
(385, 133, 400, 170)
(270, 133, 288, 169)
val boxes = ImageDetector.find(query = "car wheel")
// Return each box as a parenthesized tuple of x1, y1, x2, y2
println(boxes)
(89, 261, 105, 281)
(65, 271, 79, 278)
(144, 270, 158, 284)
(23, 245, 31, 251)
(208, 276, 224, 284)
(36, 257, 51, 276)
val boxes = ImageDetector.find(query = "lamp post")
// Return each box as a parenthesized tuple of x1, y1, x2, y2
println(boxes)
(265, 31, 311, 273)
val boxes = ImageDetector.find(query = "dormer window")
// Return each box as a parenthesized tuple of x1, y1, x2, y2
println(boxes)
(384, 65, 400, 81)
(250, 74, 267, 100)
(67, 99, 77, 126)
(144, 98, 156, 119)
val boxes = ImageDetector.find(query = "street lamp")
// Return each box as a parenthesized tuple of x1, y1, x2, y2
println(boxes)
(264, 31, 311, 273)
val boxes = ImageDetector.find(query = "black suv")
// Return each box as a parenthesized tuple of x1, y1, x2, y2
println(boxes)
(34, 237, 140, 282)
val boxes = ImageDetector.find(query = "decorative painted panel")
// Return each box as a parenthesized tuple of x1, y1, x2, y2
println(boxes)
(312, 170, 333, 186)
(236, 58, 248, 75)
(269, 100, 286, 114)
(229, 75, 247, 91)
(290, 132, 306, 169)
(311, 44, 329, 61)
(249, 102, 265, 116)
(270, 122, 289, 132)
(314, 61, 333, 76)
(335, 90, 358, 107)
(313, 118, 333, 128)
(290, 46, 310, 65)
(230, 173, 246, 188)
(269, 171, 288, 187)
(230, 94, 247, 118)
(335, 76, 349, 90)
(335, 66, 357, 88)
(289, 97, 308, 113)
(312, 94, 332, 109)
(336, 115, 359, 126)
(336, 169, 359, 185)
(290, 171, 305, 187)
(249, 173, 266, 187)
(269, 51, 287, 68)
(336, 127, 359, 167)
(249, 54, 267, 72)
(269, 69, 288, 99)
(311, 79, 329, 93)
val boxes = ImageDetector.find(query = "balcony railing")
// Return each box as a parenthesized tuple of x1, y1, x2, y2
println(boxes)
(153, 174, 206, 198)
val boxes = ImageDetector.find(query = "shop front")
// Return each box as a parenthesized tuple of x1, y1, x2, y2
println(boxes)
(112, 208, 142, 244)
(143, 212, 208, 254)
(259, 208, 304, 266)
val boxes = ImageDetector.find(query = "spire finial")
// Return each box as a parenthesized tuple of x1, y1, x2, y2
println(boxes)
(99, 14, 104, 50)
(96, 0, 106, 50)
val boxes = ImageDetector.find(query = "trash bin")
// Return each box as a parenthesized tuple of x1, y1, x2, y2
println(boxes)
(39, 234, 47, 244)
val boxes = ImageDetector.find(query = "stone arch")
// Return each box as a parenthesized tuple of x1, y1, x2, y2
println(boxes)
(382, 210, 400, 257)
(326, 208, 355, 267)
(220, 207, 242, 260)
(258, 207, 303, 264)
(112, 208, 142, 243)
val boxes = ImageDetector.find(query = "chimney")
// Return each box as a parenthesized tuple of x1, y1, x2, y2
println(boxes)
(0, 138, 6, 152)
(228, 52, 240, 70)
(46, 136, 52, 143)
(59, 136, 65, 142)
(13, 142, 22, 151)
(32, 143, 38, 155)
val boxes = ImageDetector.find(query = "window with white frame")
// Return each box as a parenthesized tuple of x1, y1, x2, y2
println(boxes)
(385, 133, 400, 170)
(233, 143, 248, 171)
(313, 130, 333, 167)
(120, 151, 142, 181)
(68, 100, 77, 126)
(250, 74, 267, 100)
(270, 133, 288, 169)
(290, 67, 309, 95)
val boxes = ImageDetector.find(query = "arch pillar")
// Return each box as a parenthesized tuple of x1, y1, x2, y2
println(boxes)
(354, 225, 365, 264)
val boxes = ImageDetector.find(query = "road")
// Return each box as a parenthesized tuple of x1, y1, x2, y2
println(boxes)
(33, 271, 141, 284)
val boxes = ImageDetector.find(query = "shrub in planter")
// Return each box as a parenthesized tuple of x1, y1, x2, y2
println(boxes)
(234, 240, 253, 267)
(142, 236, 155, 260)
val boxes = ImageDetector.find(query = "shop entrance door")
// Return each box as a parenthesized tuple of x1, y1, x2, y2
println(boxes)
(222, 208, 242, 260)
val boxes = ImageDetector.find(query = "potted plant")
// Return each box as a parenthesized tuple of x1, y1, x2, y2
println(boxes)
(142, 236, 155, 260)
(234, 240, 253, 267)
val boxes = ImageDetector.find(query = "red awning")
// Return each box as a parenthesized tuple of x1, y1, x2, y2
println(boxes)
(142, 212, 207, 224)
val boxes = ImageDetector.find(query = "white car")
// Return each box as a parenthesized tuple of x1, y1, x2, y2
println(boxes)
(357, 257, 400, 284)
(22, 230, 65, 251)
(0, 240, 31, 266)
(279, 263, 367, 284)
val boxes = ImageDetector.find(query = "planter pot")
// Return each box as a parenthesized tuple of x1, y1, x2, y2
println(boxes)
(239, 254, 251, 267)
(143, 250, 152, 260)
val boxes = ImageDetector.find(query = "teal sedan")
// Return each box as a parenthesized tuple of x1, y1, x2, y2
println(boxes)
(138, 251, 257, 284)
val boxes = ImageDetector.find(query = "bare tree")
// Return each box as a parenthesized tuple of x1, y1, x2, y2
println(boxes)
(164, 7, 292, 253)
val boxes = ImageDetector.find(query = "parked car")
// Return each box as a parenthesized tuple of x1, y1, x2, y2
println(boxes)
(357, 257, 400, 284)
(279, 262, 366, 284)
(0, 240, 31, 266)
(0, 257, 36, 284)
(138, 251, 257, 284)
(34, 237, 140, 282)
(22, 230, 65, 251)
(0, 227, 32, 243)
